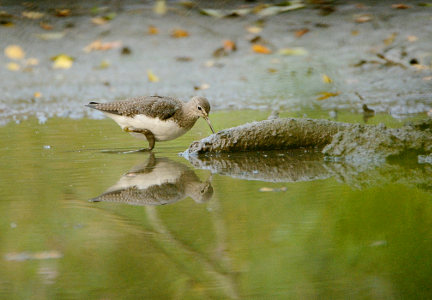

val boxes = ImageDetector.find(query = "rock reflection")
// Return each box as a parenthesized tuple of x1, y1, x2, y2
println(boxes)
(186, 150, 330, 182)
(185, 150, 432, 191)
(91, 154, 213, 206)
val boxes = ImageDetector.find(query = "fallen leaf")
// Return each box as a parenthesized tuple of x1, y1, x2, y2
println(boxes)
(39, 22, 53, 30)
(36, 32, 65, 40)
(322, 74, 333, 84)
(26, 58, 39, 66)
(249, 35, 266, 44)
(176, 56, 193, 62)
(55, 9, 71, 17)
(316, 91, 340, 100)
(148, 25, 159, 35)
(153, 0, 167, 15)
(256, 3, 304, 16)
(252, 44, 272, 54)
(6, 62, 20, 71)
(383, 32, 397, 46)
(194, 83, 210, 90)
(351, 30, 359, 36)
(278, 47, 308, 56)
(223, 40, 237, 52)
(295, 28, 309, 38)
(267, 68, 277, 73)
(91, 17, 108, 25)
(171, 29, 189, 38)
(412, 64, 430, 71)
(199, 8, 251, 18)
(34, 91, 42, 98)
(51, 54, 73, 69)
(4, 45, 25, 59)
(84, 40, 122, 52)
(22, 11, 44, 19)
(391, 3, 411, 9)
(246, 26, 262, 34)
(407, 35, 418, 42)
(354, 14, 372, 23)
(147, 69, 159, 82)
(423, 76, 432, 81)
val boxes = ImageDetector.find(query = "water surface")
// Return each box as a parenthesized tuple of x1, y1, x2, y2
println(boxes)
(1, 111, 431, 299)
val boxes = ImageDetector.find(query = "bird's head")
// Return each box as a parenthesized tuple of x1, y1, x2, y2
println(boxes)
(190, 96, 215, 134)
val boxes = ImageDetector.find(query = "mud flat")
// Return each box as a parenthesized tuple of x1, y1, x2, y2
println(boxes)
(184, 118, 432, 164)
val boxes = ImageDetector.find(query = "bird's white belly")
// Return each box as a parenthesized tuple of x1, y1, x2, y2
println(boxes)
(104, 113, 188, 141)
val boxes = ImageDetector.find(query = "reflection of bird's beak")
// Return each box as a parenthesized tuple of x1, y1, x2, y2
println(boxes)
(203, 115, 215, 134)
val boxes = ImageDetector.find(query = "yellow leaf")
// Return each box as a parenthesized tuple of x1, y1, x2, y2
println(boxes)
(246, 26, 262, 34)
(278, 47, 308, 56)
(84, 40, 122, 52)
(383, 32, 397, 46)
(316, 92, 340, 100)
(91, 17, 108, 25)
(52, 54, 73, 69)
(34, 91, 42, 98)
(153, 0, 167, 15)
(4, 45, 25, 60)
(6, 62, 20, 71)
(322, 74, 333, 84)
(148, 25, 159, 35)
(252, 44, 272, 54)
(22, 11, 44, 19)
(147, 69, 159, 82)
(171, 29, 189, 38)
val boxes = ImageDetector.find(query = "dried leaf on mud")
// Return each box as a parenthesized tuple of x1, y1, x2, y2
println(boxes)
(153, 0, 167, 15)
(391, 4, 411, 9)
(278, 47, 308, 56)
(246, 26, 262, 34)
(295, 28, 309, 38)
(148, 25, 159, 35)
(322, 74, 333, 84)
(84, 40, 122, 52)
(51, 54, 74, 69)
(194, 83, 210, 90)
(6, 62, 20, 71)
(316, 91, 340, 100)
(171, 29, 189, 38)
(55, 9, 71, 17)
(354, 14, 372, 23)
(4, 45, 25, 59)
(22, 11, 44, 19)
(147, 69, 160, 82)
(252, 44, 272, 54)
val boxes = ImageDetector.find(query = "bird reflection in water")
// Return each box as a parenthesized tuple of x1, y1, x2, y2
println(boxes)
(90, 154, 213, 206)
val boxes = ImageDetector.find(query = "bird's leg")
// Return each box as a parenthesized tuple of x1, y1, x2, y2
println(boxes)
(124, 127, 155, 150)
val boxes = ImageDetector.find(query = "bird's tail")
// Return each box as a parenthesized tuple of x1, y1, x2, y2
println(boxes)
(85, 101, 100, 109)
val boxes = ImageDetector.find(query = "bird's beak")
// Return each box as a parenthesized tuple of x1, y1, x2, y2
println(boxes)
(203, 115, 215, 134)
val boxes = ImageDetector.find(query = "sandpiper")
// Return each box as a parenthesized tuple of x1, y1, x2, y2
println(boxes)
(86, 95, 215, 150)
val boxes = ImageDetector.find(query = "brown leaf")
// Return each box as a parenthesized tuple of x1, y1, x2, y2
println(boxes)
(34, 91, 42, 98)
(171, 29, 189, 38)
(383, 32, 397, 46)
(194, 83, 210, 90)
(4, 45, 25, 59)
(40, 22, 53, 30)
(91, 17, 108, 25)
(391, 4, 410, 9)
(0, 20, 14, 27)
(351, 30, 359, 36)
(223, 40, 237, 52)
(295, 28, 309, 38)
(55, 9, 71, 17)
(246, 26, 262, 34)
(176, 56, 193, 62)
(316, 91, 340, 100)
(407, 35, 418, 42)
(148, 25, 159, 35)
(252, 44, 272, 54)
(22, 11, 44, 19)
(84, 40, 122, 53)
(267, 68, 277, 73)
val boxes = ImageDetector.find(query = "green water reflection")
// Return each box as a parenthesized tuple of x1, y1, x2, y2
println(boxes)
(0, 111, 431, 299)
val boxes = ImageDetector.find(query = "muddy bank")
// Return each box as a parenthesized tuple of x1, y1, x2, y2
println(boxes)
(185, 118, 432, 163)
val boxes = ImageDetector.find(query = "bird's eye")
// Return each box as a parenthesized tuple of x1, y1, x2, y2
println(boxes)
(197, 106, 202, 111)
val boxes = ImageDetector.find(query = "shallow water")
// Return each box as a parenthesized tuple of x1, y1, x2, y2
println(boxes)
(1, 111, 432, 299)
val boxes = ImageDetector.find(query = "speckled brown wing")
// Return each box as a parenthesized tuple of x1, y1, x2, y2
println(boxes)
(87, 96, 182, 120)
